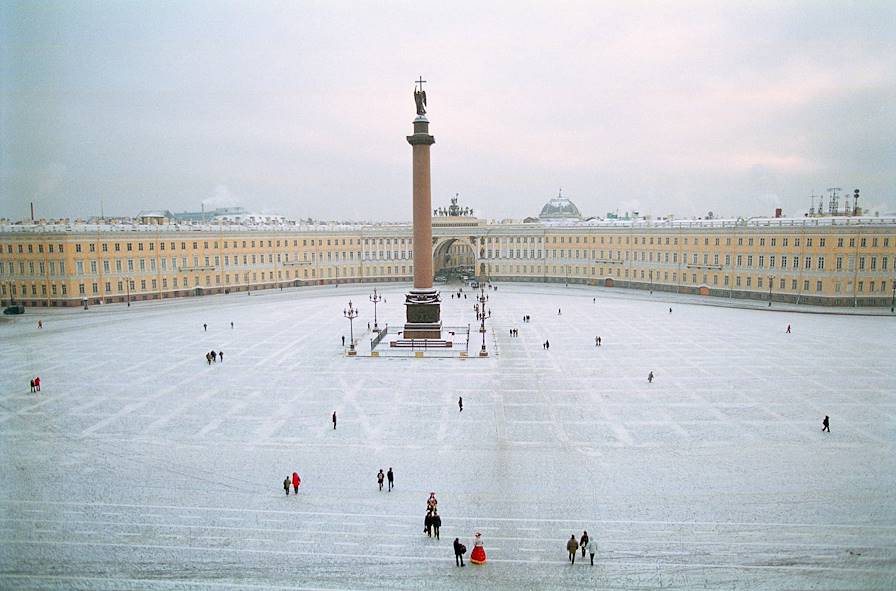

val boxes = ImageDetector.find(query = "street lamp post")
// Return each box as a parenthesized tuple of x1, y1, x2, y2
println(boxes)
(343, 300, 359, 356)
(768, 275, 774, 307)
(125, 277, 132, 307)
(477, 285, 491, 356)
(369, 288, 382, 332)
(891, 275, 895, 313)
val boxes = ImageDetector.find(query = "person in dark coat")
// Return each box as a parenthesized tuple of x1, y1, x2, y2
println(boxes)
(458, 396, 463, 412)
(432, 511, 442, 540)
(219, 351, 223, 362)
(822, 415, 830, 432)
(206, 352, 211, 365)
(424, 511, 434, 537)
(203, 323, 207, 331)
(283, 477, 290, 496)
(30, 379, 35, 393)
(211, 350, 217, 362)
(387, 467, 394, 491)
(580, 531, 589, 557)
(332, 411, 337, 430)
(377, 469, 385, 491)
(453, 537, 466, 566)
(648, 371, 654, 383)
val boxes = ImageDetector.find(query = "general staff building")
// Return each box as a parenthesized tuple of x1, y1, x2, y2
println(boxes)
(2, 196, 895, 309)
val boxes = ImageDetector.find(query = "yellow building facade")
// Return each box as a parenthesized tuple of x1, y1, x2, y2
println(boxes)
(2, 215, 895, 308)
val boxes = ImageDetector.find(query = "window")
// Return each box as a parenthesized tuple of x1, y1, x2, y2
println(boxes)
(816, 281, 822, 292)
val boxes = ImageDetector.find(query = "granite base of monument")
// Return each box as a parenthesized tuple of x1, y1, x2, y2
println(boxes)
(402, 288, 442, 340)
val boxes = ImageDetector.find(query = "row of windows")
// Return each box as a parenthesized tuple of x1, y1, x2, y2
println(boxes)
(6, 232, 895, 256)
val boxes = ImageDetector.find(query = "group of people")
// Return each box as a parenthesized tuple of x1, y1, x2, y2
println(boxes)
(205, 350, 223, 364)
(377, 468, 394, 491)
(29, 376, 41, 392)
(454, 532, 486, 566)
(566, 531, 596, 565)
(542, 340, 550, 350)
(424, 493, 441, 539)
(594, 336, 602, 346)
(509, 328, 520, 337)
(522, 315, 531, 323)
(282, 472, 301, 495)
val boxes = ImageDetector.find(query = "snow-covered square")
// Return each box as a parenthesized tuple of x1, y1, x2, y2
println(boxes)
(2, 284, 894, 590)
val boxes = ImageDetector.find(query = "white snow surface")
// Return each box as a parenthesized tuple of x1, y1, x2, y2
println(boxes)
(1, 283, 894, 590)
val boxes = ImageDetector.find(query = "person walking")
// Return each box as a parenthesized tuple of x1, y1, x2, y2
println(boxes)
(584, 536, 596, 565)
(332, 411, 337, 430)
(432, 511, 441, 540)
(458, 396, 463, 412)
(580, 531, 589, 558)
(206, 352, 212, 365)
(30, 379, 35, 393)
(38, 320, 43, 329)
(597, 336, 602, 346)
(283, 476, 290, 496)
(453, 537, 466, 566)
(669, 307, 672, 313)
(648, 371, 654, 383)
(218, 351, 223, 362)
(34, 377, 40, 392)
(211, 350, 217, 362)
(387, 467, 394, 491)
(292, 471, 300, 494)
(545, 339, 550, 350)
(342, 335, 345, 346)
(203, 323, 207, 331)
(786, 324, 791, 333)
(470, 532, 486, 565)
(230, 321, 234, 329)
(377, 469, 385, 491)
(567, 534, 579, 564)
(822, 415, 830, 433)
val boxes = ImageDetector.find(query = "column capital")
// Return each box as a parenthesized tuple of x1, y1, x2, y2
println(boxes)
(407, 134, 435, 146)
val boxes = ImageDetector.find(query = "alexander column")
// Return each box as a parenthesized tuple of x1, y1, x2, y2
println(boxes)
(403, 77, 442, 339)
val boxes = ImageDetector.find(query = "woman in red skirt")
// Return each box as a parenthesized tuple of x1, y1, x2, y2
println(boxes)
(469, 532, 486, 565)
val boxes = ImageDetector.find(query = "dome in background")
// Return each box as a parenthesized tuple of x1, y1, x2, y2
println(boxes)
(539, 190, 582, 220)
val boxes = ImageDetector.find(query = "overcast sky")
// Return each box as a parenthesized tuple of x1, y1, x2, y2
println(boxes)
(2, 1, 894, 222)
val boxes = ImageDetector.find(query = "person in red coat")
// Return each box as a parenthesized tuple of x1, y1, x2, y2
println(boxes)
(292, 472, 300, 493)
(470, 532, 486, 565)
